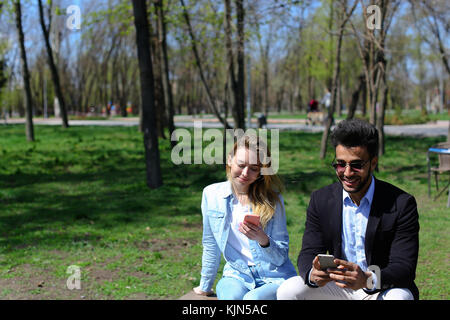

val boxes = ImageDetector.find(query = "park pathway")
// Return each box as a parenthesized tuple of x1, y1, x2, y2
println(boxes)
(2, 116, 449, 137)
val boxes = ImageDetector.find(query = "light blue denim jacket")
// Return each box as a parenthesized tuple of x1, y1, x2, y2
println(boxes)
(199, 181, 297, 292)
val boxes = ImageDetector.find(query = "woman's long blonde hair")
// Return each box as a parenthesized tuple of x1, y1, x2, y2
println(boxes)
(226, 135, 284, 229)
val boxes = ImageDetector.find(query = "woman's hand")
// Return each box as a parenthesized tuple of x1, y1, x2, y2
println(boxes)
(239, 221, 270, 247)
(193, 286, 213, 296)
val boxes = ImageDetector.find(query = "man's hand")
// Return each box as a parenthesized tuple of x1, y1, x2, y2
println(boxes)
(309, 256, 333, 287)
(327, 259, 372, 290)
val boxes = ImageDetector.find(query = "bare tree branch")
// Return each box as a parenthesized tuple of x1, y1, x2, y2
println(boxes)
(179, 0, 232, 128)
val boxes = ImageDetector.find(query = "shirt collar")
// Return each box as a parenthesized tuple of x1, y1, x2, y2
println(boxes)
(342, 175, 375, 206)
(220, 180, 234, 199)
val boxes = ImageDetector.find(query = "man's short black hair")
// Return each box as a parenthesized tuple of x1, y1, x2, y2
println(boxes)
(330, 119, 379, 158)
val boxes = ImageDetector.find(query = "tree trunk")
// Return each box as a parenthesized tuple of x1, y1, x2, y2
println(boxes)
(447, 120, 450, 142)
(155, 0, 176, 146)
(376, 81, 388, 156)
(276, 89, 283, 113)
(336, 77, 342, 117)
(320, 0, 357, 159)
(361, 78, 367, 117)
(263, 66, 269, 116)
(132, 0, 163, 189)
(373, 0, 397, 156)
(37, 0, 69, 128)
(0, 60, 7, 106)
(320, 28, 343, 159)
(369, 62, 381, 126)
(118, 65, 128, 117)
(0, 1, 6, 95)
(14, 0, 34, 141)
(150, 28, 167, 139)
(223, 78, 230, 167)
(297, 89, 304, 112)
(224, 0, 245, 129)
(235, 0, 246, 129)
(426, 7, 450, 75)
(347, 74, 365, 119)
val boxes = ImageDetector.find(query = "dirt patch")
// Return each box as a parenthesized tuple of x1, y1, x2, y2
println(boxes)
(0, 236, 199, 300)
(85, 267, 116, 284)
(0, 264, 93, 300)
(0, 258, 121, 300)
(134, 237, 198, 251)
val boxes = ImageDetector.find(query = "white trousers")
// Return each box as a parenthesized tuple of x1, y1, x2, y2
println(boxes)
(277, 276, 414, 300)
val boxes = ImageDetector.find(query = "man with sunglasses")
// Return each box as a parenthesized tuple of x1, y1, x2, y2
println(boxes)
(277, 119, 419, 300)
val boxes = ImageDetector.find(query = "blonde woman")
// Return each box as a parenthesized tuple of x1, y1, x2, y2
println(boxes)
(193, 135, 297, 300)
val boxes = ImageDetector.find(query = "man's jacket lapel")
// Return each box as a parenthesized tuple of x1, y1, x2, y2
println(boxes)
(365, 178, 382, 266)
(329, 182, 343, 258)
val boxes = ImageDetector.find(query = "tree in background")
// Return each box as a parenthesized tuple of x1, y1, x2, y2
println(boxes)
(320, 0, 358, 159)
(409, 0, 450, 141)
(224, 0, 246, 129)
(180, 0, 232, 128)
(131, 0, 163, 189)
(0, 2, 6, 117)
(349, 0, 400, 156)
(0, 58, 5, 101)
(155, 0, 176, 145)
(37, 0, 69, 128)
(0, 0, 447, 144)
(13, 0, 34, 141)
(409, 0, 449, 76)
(374, 0, 400, 156)
(0, 57, 6, 113)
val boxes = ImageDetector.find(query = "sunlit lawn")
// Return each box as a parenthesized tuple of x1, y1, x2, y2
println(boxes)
(0, 124, 448, 299)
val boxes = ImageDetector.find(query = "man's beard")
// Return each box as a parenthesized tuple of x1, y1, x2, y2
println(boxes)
(340, 168, 372, 194)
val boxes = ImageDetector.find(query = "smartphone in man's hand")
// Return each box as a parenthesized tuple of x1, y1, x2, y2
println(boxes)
(317, 254, 338, 270)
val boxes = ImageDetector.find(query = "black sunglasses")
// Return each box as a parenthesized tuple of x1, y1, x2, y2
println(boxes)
(331, 159, 371, 172)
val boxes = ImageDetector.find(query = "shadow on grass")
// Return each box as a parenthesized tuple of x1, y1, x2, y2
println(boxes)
(1, 126, 445, 254)
(0, 160, 223, 252)
(281, 171, 336, 195)
(0, 128, 332, 252)
(382, 164, 427, 175)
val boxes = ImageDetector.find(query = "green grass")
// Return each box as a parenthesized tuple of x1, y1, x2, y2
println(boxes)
(0, 124, 448, 299)
(266, 109, 450, 123)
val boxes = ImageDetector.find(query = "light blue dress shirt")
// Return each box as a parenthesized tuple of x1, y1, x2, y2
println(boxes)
(341, 175, 375, 271)
(341, 175, 377, 289)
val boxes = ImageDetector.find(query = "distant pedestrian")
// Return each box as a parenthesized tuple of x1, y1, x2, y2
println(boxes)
(308, 99, 319, 112)
(258, 113, 267, 128)
(321, 88, 331, 111)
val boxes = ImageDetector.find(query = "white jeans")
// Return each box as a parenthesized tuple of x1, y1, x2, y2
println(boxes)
(277, 276, 414, 300)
